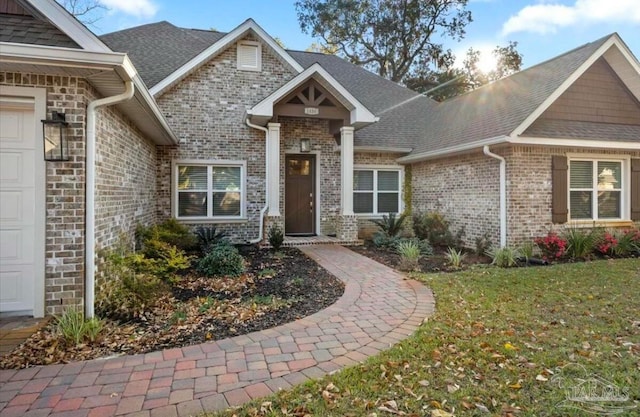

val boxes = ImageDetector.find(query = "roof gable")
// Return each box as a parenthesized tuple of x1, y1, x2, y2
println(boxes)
(248, 63, 377, 128)
(147, 19, 304, 97)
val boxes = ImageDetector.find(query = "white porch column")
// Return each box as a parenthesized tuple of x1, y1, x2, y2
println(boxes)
(267, 122, 281, 216)
(340, 126, 355, 215)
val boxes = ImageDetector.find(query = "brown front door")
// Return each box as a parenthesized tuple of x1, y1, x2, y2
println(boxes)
(285, 154, 315, 235)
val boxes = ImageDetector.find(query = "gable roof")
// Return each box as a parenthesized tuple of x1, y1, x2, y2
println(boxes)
(0, 12, 80, 48)
(248, 63, 377, 127)
(101, 21, 226, 88)
(400, 33, 640, 162)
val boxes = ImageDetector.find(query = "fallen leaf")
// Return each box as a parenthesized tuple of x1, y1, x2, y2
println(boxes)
(431, 410, 454, 417)
(536, 374, 548, 382)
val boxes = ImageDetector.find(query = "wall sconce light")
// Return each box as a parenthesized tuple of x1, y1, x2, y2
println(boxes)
(300, 138, 311, 152)
(41, 111, 69, 161)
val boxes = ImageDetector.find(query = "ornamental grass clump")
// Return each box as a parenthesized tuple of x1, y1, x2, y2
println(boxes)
(488, 246, 521, 268)
(563, 227, 596, 260)
(395, 239, 422, 271)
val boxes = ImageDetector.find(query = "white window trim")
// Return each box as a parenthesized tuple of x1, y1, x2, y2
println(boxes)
(567, 155, 631, 222)
(237, 40, 262, 72)
(172, 159, 247, 223)
(353, 165, 404, 217)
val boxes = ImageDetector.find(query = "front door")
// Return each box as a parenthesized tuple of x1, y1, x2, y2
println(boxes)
(0, 101, 37, 314)
(285, 154, 315, 235)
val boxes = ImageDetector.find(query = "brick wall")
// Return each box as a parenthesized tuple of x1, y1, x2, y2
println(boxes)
(1, 72, 162, 315)
(506, 146, 640, 245)
(411, 150, 501, 249)
(156, 35, 296, 242)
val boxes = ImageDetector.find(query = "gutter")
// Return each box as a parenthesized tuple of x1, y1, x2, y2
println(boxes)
(483, 146, 507, 248)
(396, 136, 507, 164)
(245, 117, 269, 244)
(85, 81, 135, 318)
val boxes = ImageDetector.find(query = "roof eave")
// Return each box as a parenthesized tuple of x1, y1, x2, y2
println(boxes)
(396, 136, 509, 164)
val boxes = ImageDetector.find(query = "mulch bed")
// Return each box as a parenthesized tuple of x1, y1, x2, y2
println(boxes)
(350, 241, 491, 272)
(0, 247, 344, 369)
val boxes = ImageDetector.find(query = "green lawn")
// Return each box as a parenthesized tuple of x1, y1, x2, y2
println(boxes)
(212, 259, 640, 417)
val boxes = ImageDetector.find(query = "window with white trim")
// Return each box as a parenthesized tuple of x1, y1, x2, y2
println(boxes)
(237, 41, 261, 71)
(174, 162, 244, 220)
(353, 169, 401, 214)
(569, 159, 626, 220)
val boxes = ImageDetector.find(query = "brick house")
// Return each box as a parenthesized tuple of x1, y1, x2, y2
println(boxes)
(1, 0, 639, 317)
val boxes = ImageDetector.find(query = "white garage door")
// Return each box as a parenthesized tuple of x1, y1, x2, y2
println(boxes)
(0, 100, 38, 314)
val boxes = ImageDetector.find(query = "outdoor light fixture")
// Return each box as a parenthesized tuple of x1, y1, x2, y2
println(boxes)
(300, 138, 311, 152)
(41, 111, 69, 161)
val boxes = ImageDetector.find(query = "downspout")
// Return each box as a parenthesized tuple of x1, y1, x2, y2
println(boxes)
(245, 117, 269, 244)
(85, 81, 135, 318)
(483, 146, 507, 248)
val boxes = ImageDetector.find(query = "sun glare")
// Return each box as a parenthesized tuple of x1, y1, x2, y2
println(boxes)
(476, 47, 499, 73)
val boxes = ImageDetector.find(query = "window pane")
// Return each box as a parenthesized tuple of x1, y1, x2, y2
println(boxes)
(178, 166, 207, 190)
(287, 159, 310, 176)
(598, 191, 621, 219)
(570, 161, 592, 188)
(570, 191, 592, 219)
(378, 193, 399, 213)
(178, 192, 207, 217)
(354, 193, 373, 213)
(354, 171, 373, 191)
(597, 161, 621, 190)
(213, 166, 241, 190)
(378, 171, 399, 191)
(213, 192, 241, 216)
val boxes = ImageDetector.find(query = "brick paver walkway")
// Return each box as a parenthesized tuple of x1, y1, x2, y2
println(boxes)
(0, 245, 434, 417)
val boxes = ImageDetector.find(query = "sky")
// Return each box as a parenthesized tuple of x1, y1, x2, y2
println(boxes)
(88, 0, 640, 70)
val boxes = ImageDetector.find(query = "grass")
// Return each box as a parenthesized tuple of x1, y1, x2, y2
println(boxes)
(209, 259, 639, 417)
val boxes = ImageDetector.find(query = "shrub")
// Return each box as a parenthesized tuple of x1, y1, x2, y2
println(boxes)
(372, 231, 400, 249)
(137, 219, 198, 253)
(96, 252, 166, 321)
(194, 226, 228, 253)
(475, 232, 492, 256)
(395, 240, 422, 271)
(135, 240, 191, 283)
(55, 307, 104, 346)
(413, 212, 465, 249)
(370, 212, 407, 238)
(445, 247, 466, 270)
(488, 246, 521, 268)
(595, 231, 618, 256)
(268, 225, 284, 250)
(534, 232, 567, 262)
(563, 227, 596, 260)
(197, 243, 245, 277)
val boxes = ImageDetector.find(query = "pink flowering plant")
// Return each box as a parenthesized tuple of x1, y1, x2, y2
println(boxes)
(595, 231, 618, 256)
(534, 232, 567, 262)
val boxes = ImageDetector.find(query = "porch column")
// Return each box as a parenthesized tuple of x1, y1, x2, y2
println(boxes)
(267, 122, 281, 216)
(340, 126, 354, 215)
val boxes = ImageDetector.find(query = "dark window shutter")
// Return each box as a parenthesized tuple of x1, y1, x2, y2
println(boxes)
(631, 159, 640, 221)
(552, 155, 568, 224)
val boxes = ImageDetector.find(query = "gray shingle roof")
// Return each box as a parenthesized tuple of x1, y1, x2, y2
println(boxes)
(408, 34, 614, 155)
(524, 119, 640, 141)
(100, 21, 225, 88)
(0, 13, 80, 48)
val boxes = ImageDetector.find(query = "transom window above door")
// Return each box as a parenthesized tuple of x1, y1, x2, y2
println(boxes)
(353, 168, 402, 215)
(173, 161, 245, 221)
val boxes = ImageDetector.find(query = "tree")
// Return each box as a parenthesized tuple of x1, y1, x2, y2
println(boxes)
(56, 0, 107, 25)
(295, 0, 472, 82)
(404, 41, 523, 101)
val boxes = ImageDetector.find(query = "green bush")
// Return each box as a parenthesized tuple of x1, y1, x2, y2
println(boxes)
(395, 240, 422, 271)
(370, 212, 407, 238)
(137, 219, 198, 253)
(134, 240, 191, 283)
(96, 252, 166, 321)
(55, 307, 104, 346)
(563, 227, 596, 260)
(413, 212, 465, 249)
(372, 231, 400, 249)
(197, 243, 245, 277)
(488, 246, 521, 268)
(268, 225, 284, 250)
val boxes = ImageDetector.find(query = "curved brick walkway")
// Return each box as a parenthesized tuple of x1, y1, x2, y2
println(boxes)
(0, 245, 434, 417)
